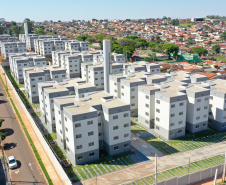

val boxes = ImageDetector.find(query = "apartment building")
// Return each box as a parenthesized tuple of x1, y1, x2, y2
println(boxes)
(38, 78, 96, 133)
(138, 85, 160, 128)
(82, 62, 124, 90)
(206, 79, 226, 131)
(0, 42, 26, 59)
(23, 66, 66, 103)
(154, 81, 188, 140)
(185, 84, 210, 133)
(54, 91, 131, 165)
(8, 52, 46, 84)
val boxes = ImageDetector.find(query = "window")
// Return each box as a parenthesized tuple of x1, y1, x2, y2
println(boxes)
(88, 131, 94, 136)
(121, 85, 124, 89)
(89, 142, 94, 146)
(171, 104, 175, 108)
(124, 133, 129, 137)
(145, 112, 149, 116)
(113, 126, 118, 130)
(124, 123, 129, 127)
(171, 113, 175, 117)
(124, 143, 129, 148)
(170, 123, 174, 127)
(131, 96, 135, 99)
(131, 103, 135, 106)
(197, 108, 200, 111)
(114, 146, 119, 150)
(76, 145, 82, 149)
(209, 112, 212, 115)
(32, 85, 35, 87)
(87, 121, 93, 125)
(156, 100, 160, 104)
(197, 99, 201, 102)
(179, 112, 183, 115)
(204, 114, 207, 118)
(195, 125, 200, 128)
(75, 123, 81, 127)
(98, 123, 101, 127)
(224, 108, 226, 111)
(121, 93, 124, 96)
(205, 97, 209, 101)
(146, 95, 149, 99)
(76, 134, 82, 139)
(113, 136, 119, 140)
(170, 132, 174, 136)
(77, 156, 83, 160)
(131, 88, 135, 91)
(113, 115, 118, 120)
(203, 123, 207, 126)
(65, 127, 68, 132)
(99, 133, 101, 136)
(156, 117, 160, 122)
(156, 126, 159, 130)
(179, 103, 184, 106)
(89, 152, 95, 156)
(179, 121, 183, 124)
(156, 109, 160, 113)
(38, 77, 42, 80)
(145, 104, 149, 108)
(204, 106, 208, 110)
(178, 129, 182, 133)
(124, 113, 129, 117)
(66, 137, 69, 142)
(210, 96, 213, 100)
(196, 116, 200, 120)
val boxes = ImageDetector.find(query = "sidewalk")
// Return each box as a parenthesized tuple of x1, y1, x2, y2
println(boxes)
(0, 66, 67, 185)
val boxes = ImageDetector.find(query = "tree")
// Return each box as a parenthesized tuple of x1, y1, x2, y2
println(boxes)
(144, 53, 157, 62)
(9, 29, 13, 36)
(0, 119, 5, 141)
(162, 43, 179, 59)
(187, 37, 194, 45)
(118, 38, 135, 47)
(179, 37, 183, 42)
(86, 37, 96, 44)
(212, 44, 221, 54)
(171, 19, 179, 26)
(76, 35, 91, 41)
(34, 29, 45, 35)
(207, 41, 212, 46)
(190, 47, 208, 57)
(123, 46, 135, 61)
(24, 18, 33, 33)
(10, 21, 16, 26)
(10, 26, 23, 37)
(220, 32, 226, 41)
(0, 26, 5, 34)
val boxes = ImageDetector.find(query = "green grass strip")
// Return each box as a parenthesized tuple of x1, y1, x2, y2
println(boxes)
(0, 74, 53, 185)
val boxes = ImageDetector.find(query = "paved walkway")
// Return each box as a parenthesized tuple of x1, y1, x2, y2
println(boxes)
(81, 139, 226, 185)
(0, 65, 66, 185)
(131, 133, 164, 159)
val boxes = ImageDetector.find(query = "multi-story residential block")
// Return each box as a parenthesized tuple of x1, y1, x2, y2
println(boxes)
(138, 85, 160, 128)
(205, 79, 226, 131)
(23, 66, 66, 103)
(54, 91, 131, 165)
(38, 78, 96, 133)
(0, 42, 26, 59)
(154, 81, 188, 140)
(8, 52, 46, 84)
(185, 84, 210, 133)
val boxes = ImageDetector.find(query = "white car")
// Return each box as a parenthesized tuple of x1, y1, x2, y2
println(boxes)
(8, 156, 17, 169)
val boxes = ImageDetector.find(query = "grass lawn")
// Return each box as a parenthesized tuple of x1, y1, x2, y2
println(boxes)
(214, 56, 226, 62)
(67, 151, 139, 182)
(131, 121, 146, 134)
(132, 154, 225, 185)
(143, 129, 226, 155)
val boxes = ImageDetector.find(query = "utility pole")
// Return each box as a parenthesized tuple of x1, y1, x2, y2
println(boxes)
(214, 169, 218, 185)
(188, 158, 190, 173)
(155, 154, 157, 185)
(222, 151, 226, 182)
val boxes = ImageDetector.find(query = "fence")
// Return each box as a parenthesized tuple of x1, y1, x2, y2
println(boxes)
(1, 65, 71, 185)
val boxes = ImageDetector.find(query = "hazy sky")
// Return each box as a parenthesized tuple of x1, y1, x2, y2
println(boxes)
(1, 0, 226, 22)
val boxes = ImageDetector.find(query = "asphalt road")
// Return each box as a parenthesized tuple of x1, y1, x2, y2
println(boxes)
(0, 82, 47, 184)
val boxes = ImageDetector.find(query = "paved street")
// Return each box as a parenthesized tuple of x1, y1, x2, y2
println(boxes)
(0, 82, 47, 184)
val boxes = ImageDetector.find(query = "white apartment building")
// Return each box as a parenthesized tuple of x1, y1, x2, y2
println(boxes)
(185, 84, 210, 133)
(9, 53, 46, 84)
(0, 42, 26, 59)
(154, 81, 188, 140)
(54, 91, 131, 165)
(82, 62, 124, 90)
(38, 78, 96, 133)
(138, 85, 160, 128)
(23, 66, 66, 103)
(206, 79, 226, 131)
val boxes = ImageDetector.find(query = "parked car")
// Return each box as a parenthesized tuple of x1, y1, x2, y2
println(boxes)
(8, 156, 17, 169)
